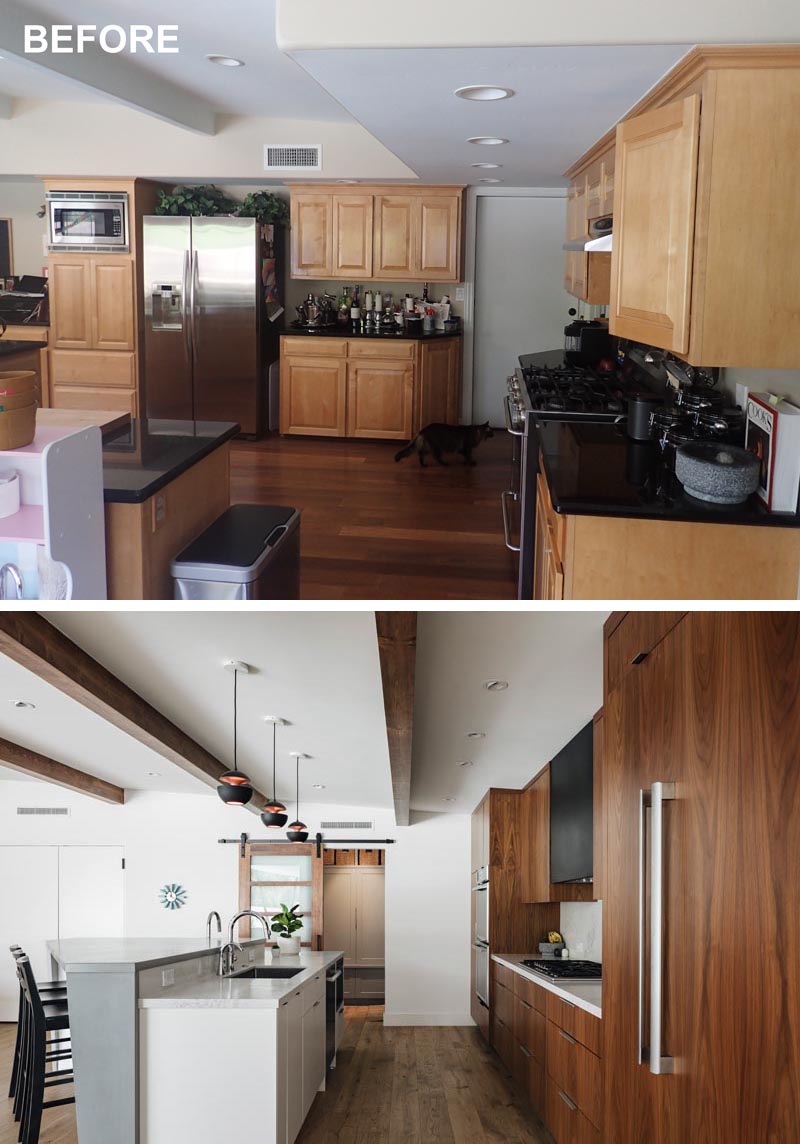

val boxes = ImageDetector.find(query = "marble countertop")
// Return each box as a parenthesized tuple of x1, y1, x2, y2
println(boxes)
(139, 949, 343, 1009)
(492, 953, 602, 1019)
(48, 937, 229, 972)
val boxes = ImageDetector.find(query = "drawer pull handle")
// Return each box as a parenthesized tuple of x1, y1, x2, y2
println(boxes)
(558, 1089, 578, 1113)
(631, 651, 648, 665)
(559, 1029, 577, 1045)
(519, 999, 532, 1010)
(519, 1045, 531, 1059)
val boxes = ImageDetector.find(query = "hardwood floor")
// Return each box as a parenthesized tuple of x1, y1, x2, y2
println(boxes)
(230, 433, 517, 600)
(1, 1009, 550, 1144)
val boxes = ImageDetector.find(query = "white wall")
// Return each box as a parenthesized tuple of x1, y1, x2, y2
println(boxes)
(0, 178, 48, 276)
(384, 811, 472, 1026)
(722, 367, 800, 410)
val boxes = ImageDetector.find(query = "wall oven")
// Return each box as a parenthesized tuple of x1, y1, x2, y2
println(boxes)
(472, 880, 489, 947)
(47, 191, 129, 252)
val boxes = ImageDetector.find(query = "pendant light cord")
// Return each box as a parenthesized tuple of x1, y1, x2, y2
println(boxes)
(295, 756, 300, 821)
(233, 667, 238, 770)
(272, 720, 277, 798)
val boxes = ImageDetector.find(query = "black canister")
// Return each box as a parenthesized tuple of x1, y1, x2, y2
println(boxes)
(626, 391, 664, 441)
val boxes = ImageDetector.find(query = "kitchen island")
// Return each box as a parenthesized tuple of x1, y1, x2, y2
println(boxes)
(102, 418, 238, 598)
(48, 938, 343, 1144)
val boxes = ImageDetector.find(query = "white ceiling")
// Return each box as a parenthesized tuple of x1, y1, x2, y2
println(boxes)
(1, 0, 348, 120)
(291, 44, 691, 185)
(43, 612, 394, 810)
(411, 612, 607, 812)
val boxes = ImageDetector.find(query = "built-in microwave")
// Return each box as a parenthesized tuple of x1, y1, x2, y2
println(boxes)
(47, 191, 129, 252)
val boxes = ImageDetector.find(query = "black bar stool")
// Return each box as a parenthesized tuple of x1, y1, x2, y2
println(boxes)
(8, 948, 68, 1102)
(12, 956, 74, 1144)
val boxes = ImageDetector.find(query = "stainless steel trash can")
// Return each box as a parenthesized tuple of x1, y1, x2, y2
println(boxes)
(171, 504, 300, 600)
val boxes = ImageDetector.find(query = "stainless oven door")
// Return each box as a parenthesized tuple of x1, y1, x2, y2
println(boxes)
(473, 883, 489, 946)
(501, 391, 524, 557)
(475, 942, 490, 1007)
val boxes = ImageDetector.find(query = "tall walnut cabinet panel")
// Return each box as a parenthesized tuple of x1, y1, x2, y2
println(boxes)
(323, 864, 385, 1002)
(602, 611, 800, 1143)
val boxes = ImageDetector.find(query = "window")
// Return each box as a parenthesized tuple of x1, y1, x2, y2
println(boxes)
(238, 844, 323, 945)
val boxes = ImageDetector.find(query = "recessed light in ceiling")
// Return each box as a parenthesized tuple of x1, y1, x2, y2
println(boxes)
(10, 700, 35, 709)
(206, 54, 245, 67)
(467, 136, 509, 146)
(147, 772, 161, 778)
(456, 760, 474, 768)
(483, 679, 509, 692)
(478, 178, 503, 184)
(466, 731, 486, 740)
(471, 163, 502, 170)
(443, 797, 457, 803)
(455, 85, 514, 102)
(313, 784, 326, 790)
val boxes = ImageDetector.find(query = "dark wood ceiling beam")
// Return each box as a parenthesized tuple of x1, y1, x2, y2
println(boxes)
(0, 613, 270, 813)
(375, 612, 417, 828)
(0, 735, 124, 804)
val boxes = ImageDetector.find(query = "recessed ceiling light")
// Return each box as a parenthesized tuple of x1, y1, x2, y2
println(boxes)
(478, 178, 503, 184)
(467, 136, 508, 146)
(10, 700, 35, 709)
(466, 731, 486, 740)
(206, 54, 245, 67)
(455, 85, 514, 101)
(336, 179, 360, 184)
(471, 163, 502, 170)
(483, 679, 509, 692)
(313, 784, 326, 790)
(456, 760, 474, 768)
(443, 797, 457, 803)
(147, 772, 161, 778)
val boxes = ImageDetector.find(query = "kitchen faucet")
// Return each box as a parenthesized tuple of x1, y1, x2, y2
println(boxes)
(218, 910, 270, 976)
(206, 910, 221, 946)
(0, 563, 23, 600)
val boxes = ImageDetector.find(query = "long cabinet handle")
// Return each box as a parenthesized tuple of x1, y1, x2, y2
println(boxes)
(558, 1090, 578, 1113)
(559, 1029, 577, 1045)
(519, 1045, 531, 1059)
(639, 781, 676, 1074)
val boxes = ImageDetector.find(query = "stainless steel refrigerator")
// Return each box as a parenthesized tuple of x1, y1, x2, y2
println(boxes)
(142, 216, 283, 436)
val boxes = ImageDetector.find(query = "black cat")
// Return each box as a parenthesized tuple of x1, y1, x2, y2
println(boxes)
(394, 422, 494, 467)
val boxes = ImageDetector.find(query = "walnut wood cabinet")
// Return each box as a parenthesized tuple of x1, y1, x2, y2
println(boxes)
(602, 611, 800, 1143)
(280, 335, 460, 440)
(565, 46, 800, 367)
(289, 185, 464, 282)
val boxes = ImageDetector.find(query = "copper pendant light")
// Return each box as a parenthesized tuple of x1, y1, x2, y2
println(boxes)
(261, 717, 288, 828)
(286, 753, 308, 843)
(217, 662, 253, 806)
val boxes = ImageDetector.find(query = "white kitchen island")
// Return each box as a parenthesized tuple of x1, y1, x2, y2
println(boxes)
(47, 939, 343, 1144)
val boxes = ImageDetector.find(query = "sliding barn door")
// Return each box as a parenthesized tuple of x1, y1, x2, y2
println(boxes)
(239, 843, 323, 947)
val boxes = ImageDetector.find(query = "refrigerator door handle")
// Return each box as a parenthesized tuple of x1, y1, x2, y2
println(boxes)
(639, 783, 676, 1071)
(189, 250, 199, 363)
(182, 250, 192, 362)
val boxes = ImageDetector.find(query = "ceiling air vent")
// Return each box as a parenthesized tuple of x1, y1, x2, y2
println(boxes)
(320, 820, 373, 831)
(264, 144, 322, 172)
(17, 806, 70, 816)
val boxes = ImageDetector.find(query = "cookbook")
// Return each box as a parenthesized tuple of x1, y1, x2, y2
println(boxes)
(745, 393, 800, 512)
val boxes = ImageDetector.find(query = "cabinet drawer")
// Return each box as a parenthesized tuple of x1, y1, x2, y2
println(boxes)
(282, 337, 348, 358)
(348, 340, 416, 361)
(493, 979, 514, 1030)
(514, 1041, 546, 1122)
(546, 1020, 603, 1129)
(492, 1013, 514, 1073)
(545, 1077, 600, 1144)
(513, 992, 547, 1062)
(51, 384, 136, 415)
(514, 971, 547, 1014)
(545, 993, 602, 1056)
(605, 611, 686, 695)
(50, 350, 136, 388)
(492, 961, 516, 992)
(536, 471, 566, 562)
(302, 971, 325, 1015)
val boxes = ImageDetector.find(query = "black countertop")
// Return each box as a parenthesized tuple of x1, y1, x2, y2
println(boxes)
(0, 340, 47, 356)
(283, 325, 461, 341)
(102, 418, 239, 505)
(537, 419, 800, 529)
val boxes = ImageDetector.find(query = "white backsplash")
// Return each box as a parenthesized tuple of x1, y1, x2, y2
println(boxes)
(559, 900, 602, 963)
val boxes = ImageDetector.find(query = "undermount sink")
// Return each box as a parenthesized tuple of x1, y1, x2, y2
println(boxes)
(232, 966, 304, 979)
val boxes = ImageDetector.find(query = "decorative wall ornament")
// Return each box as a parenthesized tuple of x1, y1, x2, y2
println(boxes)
(159, 883, 187, 910)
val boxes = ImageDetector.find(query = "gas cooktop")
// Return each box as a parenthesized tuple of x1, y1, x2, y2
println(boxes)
(520, 364, 625, 422)
(521, 959, 602, 981)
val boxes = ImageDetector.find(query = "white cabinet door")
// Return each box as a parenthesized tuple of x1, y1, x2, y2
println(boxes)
(301, 994, 325, 1120)
(355, 869, 385, 967)
(0, 846, 59, 1020)
(58, 846, 124, 938)
(285, 988, 304, 1144)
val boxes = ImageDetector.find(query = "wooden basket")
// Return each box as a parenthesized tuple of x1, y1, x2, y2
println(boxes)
(0, 371, 37, 399)
(0, 402, 36, 450)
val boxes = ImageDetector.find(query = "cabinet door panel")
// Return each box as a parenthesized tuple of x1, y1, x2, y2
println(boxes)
(281, 356, 346, 436)
(332, 195, 373, 278)
(291, 194, 333, 278)
(416, 195, 460, 281)
(610, 95, 700, 353)
(355, 869, 385, 967)
(51, 261, 92, 349)
(346, 360, 413, 440)
(91, 260, 135, 350)
(417, 339, 459, 431)
(323, 868, 356, 961)
(285, 989, 304, 1143)
(373, 196, 415, 279)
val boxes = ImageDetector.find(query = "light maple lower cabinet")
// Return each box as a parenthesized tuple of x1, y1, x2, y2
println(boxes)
(280, 336, 461, 440)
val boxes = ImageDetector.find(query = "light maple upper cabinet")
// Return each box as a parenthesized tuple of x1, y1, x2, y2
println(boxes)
(610, 94, 700, 355)
(290, 192, 334, 278)
(290, 185, 464, 282)
(91, 260, 135, 351)
(50, 261, 92, 350)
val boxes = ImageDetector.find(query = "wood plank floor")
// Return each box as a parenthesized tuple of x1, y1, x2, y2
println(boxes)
(1, 1009, 551, 1144)
(230, 434, 517, 600)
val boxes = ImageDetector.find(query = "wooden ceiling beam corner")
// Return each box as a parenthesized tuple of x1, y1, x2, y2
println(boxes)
(0, 613, 270, 814)
(375, 611, 417, 828)
(0, 735, 124, 804)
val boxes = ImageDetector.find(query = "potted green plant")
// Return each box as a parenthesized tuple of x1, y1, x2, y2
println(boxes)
(235, 191, 289, 226)
(154, 184, 239, 217)
(270, 903, 303, 955)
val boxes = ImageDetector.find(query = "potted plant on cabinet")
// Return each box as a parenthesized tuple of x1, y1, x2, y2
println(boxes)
(270, 903, 303, 955)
